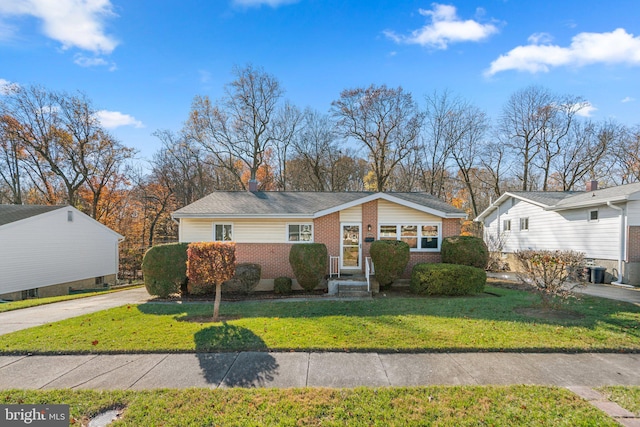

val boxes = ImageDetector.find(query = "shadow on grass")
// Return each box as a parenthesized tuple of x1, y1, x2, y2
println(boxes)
(194, 324, 277, 387)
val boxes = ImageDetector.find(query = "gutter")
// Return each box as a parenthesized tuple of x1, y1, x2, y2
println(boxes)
(607, 201, 626, 285)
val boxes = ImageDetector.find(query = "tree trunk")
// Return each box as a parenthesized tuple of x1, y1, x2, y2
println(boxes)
(213, 282, 222, 322)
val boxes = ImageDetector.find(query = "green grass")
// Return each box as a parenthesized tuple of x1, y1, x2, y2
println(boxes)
(1, 286, 638, 353)
(0, 285, 144, 313)
(0, 386, 618, 426)
(597, 386, 640, 416)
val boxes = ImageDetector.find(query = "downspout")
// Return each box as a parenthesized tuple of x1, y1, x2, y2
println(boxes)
(607, 202, 625, 284)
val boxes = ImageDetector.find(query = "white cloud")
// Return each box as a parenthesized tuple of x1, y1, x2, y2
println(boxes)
(487, 28, 640, 76)
(0, 0, 118, 54)
(74, 54, 117, 70)
(232, 0, 299, 7)
(527, 32, 553, 45)
(384, 3, 499, 49)
(95, 110, 144, 129)
(574, 102, 597, 117)
(0, 78, 15, 95)
(622, 96, 635, 103)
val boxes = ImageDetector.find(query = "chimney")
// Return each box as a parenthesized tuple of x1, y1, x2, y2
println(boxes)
(586, 180, 598, 192)
(248, 179, 258, 192)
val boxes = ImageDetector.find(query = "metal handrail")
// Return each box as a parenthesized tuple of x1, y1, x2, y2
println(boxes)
(329, 256, 340, 278)
(365, 256, 374, 292)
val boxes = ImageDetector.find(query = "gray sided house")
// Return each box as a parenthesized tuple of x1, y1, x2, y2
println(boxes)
(0, 205, 124, 300)
(475, 181, 640, 286)
(172, 191, 467, 291)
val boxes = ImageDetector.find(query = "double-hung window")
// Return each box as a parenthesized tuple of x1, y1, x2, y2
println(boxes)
(379, 223, 441, 251)
(503, 219, 511, 231)
(287, 224, 313, 242)
(214, 223, 233, 241)
(520, 217, 529, 231)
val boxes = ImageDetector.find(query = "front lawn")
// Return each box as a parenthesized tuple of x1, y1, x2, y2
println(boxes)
(1, 286, 638, 353)
(0, 386, 617, 426)
(597, 386, 640, 416)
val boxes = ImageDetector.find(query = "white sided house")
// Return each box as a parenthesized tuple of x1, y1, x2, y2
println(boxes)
(475, 181, 640, 286)
(0, 205, 123, 300)
(172, 190, 466, 291)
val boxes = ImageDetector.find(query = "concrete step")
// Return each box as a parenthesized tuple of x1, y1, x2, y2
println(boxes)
(337, 290, 372, 298)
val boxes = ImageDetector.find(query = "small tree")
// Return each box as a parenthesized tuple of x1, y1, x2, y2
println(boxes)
(187, 242, 236, 322)
(289, 243, 327, 291)
(369, 240, 410, 289)
(515, 249, 586, 308)
(141, 243, 188, 297)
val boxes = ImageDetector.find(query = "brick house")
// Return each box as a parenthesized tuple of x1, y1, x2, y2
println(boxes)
(172, 190, 466, 290)
(475, 181, 640, 286)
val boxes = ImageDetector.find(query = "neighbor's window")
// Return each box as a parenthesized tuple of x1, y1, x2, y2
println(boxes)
(589, 210, 599, 222)
(503, 219, 511, 231)
(288, 224, 313, 242)
(67, 210, 73, 222)
(520, 217, 529, 231)
(379, 223, 440, 251)
(214, 224, 233, 241)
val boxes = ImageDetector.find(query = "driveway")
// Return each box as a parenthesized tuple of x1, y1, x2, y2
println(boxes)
(0, 287, 150, 336)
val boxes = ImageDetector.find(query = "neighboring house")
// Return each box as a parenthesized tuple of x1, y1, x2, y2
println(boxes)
(475, 181, 640, 285)
(172, 189, 466, 290)
(0, 205, 124, 301)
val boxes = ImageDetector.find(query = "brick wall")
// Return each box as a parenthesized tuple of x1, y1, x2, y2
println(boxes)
(628, 226, 640, 262)
(314, 212, 340, 266)
(362, 200, 378, 261)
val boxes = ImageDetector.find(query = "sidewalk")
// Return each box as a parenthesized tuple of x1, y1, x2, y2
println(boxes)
(1, 351, 639, 390)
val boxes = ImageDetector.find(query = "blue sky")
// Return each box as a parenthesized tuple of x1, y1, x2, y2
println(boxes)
(1, 0, 639, 161)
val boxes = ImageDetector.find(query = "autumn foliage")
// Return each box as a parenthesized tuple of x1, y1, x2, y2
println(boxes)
(186, 242, 237, 295)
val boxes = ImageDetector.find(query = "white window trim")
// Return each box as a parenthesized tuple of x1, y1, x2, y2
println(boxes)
(286, 223, 314, 243)
(520, 217, 529, 231)
(588, 209, 599, 222)
(213, 223, 234, 242)
(503, 219, 511, 231)
(377, 222, 442, 252)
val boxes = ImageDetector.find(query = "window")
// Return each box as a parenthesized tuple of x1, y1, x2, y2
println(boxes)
(95, 276, 104, 286)
(503, 219, 511, 231)
(214, 224, 233, 241)
(379, 223, 441, 251)
(589, 210, 599, 222)
(520, 217, 529, 231)
(67, 210, 73, 222)
(288, 224, 313, 242)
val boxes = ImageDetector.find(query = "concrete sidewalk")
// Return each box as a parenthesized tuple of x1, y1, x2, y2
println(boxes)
(0, 287, 151, 335)
(0, 351, 638, 390)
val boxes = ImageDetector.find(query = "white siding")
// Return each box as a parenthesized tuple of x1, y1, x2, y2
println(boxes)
(378, 199, 441, 222)
(627, 200, 640, 226)
(0, 208, 120, 295)
(180, 218, 299, 243)
(340, 205, 362, 222)
(483, 198, 621, 259)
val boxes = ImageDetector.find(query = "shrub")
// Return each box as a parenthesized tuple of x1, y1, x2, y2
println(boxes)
(223, 263, 261, 294)
(515, 250, 586, 308)
(410, 263, 486, 296)
(274, 277, 292, 295)
(289, 243, 327, 291)
(441, 235, 489, 269)
(187, 242, 237, 295)
(369, 240, 410, 288)
(141, 243, 188, 298)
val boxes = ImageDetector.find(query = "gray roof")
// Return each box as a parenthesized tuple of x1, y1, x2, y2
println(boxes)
(554, 182, 640, 208)
(509, 191, 582, 207)
(0, 204, 65, 227)
(173, 191, 466, 218)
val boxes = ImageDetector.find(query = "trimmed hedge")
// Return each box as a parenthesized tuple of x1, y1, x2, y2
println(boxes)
(141, 243, 189, 298)
(369, 240, 410, 288)
(223, 263, 262, 294)
(410, 263, 486, 296)
(289, 243, 327, 291)
(274, 277, 292, 295)
(441, 235, 489, 269)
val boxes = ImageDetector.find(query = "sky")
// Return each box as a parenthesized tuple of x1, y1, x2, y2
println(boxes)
(1, 0, 639, 163)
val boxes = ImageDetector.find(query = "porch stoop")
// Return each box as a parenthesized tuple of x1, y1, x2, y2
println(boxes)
(327, 276, 375, 298)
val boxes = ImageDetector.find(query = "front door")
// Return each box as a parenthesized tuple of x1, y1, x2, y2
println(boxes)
(341, 223, 361, 270)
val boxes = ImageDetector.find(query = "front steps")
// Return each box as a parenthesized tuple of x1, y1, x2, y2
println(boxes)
(327, 275, 375, 298)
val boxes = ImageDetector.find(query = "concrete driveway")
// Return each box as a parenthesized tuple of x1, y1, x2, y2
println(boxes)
(0, 287, 150, 335)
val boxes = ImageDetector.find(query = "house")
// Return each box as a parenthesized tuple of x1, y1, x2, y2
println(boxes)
(0, 205, 124, 300)
(475, 181, 640, 286)
(171, 188, 466, 290)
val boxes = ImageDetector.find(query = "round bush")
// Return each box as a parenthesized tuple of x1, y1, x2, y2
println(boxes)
(289, 243, 327, 291)
(441, 236, 489, 269)
(223, 263, 261, 294)
(274, 277, 292, 295)
(410, 263, 486, 296)
(141, 243, 188, 298)
(369, 240, 410, 288)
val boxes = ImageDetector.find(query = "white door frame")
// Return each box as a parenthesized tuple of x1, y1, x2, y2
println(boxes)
(340, 223, 362, 270)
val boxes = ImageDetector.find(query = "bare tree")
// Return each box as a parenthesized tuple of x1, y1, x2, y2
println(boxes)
(331, 84, 423, 191)
(272, 101, 303, 190)
(0, 114, 25, 204)
(187, 65, 284, 189)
